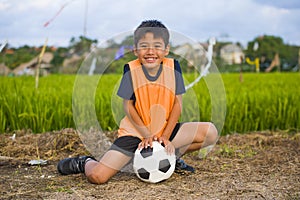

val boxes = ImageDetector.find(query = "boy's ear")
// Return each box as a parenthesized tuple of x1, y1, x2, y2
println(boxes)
(164, 44, 170, 56)
(133, 47, 138, 56)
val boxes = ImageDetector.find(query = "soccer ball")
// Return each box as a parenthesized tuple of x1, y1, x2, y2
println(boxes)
(133, 141, 176, 183)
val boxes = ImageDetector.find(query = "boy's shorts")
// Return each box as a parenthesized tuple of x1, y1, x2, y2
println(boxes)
(109, 123, 182, 157)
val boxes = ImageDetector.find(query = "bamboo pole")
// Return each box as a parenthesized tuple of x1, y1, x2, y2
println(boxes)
(35, 38, 48, 89)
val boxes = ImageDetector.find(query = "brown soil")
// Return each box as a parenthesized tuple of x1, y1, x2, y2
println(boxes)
(0, 129, 299, 200)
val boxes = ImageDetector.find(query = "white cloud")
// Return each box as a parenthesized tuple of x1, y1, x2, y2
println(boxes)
(0, 1, 10, 11)
(1, 0, 299, 47)
(253, 0, 300, 9)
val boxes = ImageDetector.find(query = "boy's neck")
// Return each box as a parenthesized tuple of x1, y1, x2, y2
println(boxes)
(142, 64, 162, 81)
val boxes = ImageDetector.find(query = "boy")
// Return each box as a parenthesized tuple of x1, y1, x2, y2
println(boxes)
(57, 20, 218, 184)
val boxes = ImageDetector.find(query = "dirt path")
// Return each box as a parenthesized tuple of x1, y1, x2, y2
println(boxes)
(0, 129, 299, 200)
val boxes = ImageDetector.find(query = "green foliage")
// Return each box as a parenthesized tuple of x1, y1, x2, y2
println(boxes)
(0, 45, 40, 69)
(69, 35, 98, 55)
(120, 35, 134, 47)
(50, 47, 68, 73)
(0, 73, 299, 134)
(1, 34, 298, 73)
(0, 36, 98, 71)
(246, 35, 283, 58)
(106, 50, 136, 74)
(245, 35, 299, 68)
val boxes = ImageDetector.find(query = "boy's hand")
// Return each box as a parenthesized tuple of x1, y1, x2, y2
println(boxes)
(158, 136, 175, 155)
(138, 137, 154, 150)
(138, 136, 175, 155)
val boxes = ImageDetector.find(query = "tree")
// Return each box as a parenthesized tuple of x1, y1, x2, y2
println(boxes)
(69, 36, 98, 55)
(0, 45, 39, 69)
(245, 35, 299, 70)
(50, 47, 68, 73)
(120, 35, 134, 46)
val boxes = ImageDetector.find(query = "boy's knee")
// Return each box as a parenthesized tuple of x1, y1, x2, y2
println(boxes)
(207, 122, 218, 144)
(86, 171, 109, 184)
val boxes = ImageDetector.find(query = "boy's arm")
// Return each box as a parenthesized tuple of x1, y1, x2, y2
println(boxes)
(123, 99, 152, 138)
(160, 94, 182, 140)
(156, 94, 182, 154)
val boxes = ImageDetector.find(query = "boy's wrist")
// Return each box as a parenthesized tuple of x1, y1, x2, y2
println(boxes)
(141, 131, 152, 139)
(161, 133, 171, 140)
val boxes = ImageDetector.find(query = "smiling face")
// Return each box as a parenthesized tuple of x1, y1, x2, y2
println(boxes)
(134, 32, 170, 75)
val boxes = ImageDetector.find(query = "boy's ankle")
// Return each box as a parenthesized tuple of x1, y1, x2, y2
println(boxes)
(175, 158, 195, 173)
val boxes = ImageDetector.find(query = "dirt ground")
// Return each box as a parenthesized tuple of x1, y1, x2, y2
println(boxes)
(0, 129, 299, 200)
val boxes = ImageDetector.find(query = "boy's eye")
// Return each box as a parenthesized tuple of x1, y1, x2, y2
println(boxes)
(154, 45, 163, 49)
(138, 44, 164, 50)
(140, 44, 148, 49)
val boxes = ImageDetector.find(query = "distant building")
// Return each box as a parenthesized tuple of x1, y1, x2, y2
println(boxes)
(13, 52, 53, 76)
(173, 43, 207, 73)
(220, 44, 244, 64)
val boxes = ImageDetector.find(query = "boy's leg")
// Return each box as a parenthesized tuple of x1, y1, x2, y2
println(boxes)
(84, 150, 132, 184)
(172, 122, 218, 155)
(171, 122, 218, 173)
(57, 136, 140, 184)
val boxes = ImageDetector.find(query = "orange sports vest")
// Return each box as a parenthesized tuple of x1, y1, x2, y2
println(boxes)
(118, 58, 176, 139)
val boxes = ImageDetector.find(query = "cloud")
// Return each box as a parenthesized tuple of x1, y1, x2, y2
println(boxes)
(253, 0, 300, 9)
(1, 0, 299, 47)
(0, 1, 10, 11)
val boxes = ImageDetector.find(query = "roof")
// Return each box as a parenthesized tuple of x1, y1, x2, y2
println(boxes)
(13, 52, 53, 74)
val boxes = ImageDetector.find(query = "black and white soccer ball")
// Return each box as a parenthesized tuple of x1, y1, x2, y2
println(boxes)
(133, 141, 176, 183)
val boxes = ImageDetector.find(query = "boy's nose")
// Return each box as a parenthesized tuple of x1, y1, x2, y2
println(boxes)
(146, 47, 155, 53)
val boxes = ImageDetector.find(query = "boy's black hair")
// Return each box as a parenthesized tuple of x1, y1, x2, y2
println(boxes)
(134, 20, 170, 47)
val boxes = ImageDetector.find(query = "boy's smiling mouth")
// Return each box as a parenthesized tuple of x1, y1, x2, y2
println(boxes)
(145, 57, 157, 63)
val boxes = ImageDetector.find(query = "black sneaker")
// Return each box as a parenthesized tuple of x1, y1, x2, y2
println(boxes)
(175, 158, 195, 174)
(57, 156, 96, 175)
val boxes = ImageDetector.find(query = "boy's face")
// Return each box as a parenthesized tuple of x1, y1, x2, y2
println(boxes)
(134, 32, 169, 71)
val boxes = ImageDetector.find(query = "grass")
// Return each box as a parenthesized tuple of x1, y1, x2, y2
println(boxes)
(0, 73, 299, 135)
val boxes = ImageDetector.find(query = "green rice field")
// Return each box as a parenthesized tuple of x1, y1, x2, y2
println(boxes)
(0, 73, 299, 135)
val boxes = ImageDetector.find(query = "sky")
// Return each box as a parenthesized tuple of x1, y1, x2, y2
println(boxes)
(1, 0, 300, 48)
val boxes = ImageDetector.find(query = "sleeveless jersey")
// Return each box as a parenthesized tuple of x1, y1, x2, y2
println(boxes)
(118, 58, 176, 139)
